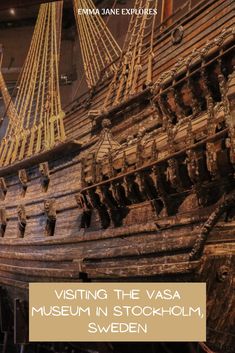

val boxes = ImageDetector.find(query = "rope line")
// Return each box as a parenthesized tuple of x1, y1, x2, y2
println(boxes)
(103, 0, 158, 108)
(0, 1, 65, 167)
(73, 0, 121, 89)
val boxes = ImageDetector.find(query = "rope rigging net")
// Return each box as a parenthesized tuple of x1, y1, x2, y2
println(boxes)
(103, 0, 158, 108)
(0, 0, 158, 167)
(73, 0, 121, 89)
(0, 1, 65, 167)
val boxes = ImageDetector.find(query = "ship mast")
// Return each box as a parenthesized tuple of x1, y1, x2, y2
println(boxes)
(0, 1, 65, 167)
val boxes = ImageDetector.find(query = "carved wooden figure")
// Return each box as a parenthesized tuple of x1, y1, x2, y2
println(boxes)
(159, 94, 172, 125)
(17, 205, 26, 238)
(206, 142, 218, 179)
(165, 158, 183, 192)
(185, 150, 200, 184)
(149, 165, 166, 215)
(86, 188, 111, 229)
(18, 169, 28, 196)
(199, 65, 214, 108)
(188, 77, 200, 115)
(136, 141, 144, 168)
(39, 162, 50, 192)
(44, 199, 56, 236)
(75, 193, 92, 228)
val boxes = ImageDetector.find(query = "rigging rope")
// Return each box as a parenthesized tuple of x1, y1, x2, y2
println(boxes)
(0, 1, 65, 167)
(72, 0, 118, 100)
(103, 0, 158, 108)
(73, 0, 121, 89)
(0, 0, 159, 166)
(0, 47, 18, 126)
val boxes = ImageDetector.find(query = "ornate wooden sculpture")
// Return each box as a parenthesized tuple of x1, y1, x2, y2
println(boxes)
(18, 169, 28, 196)
(44, 199, 56, 236)
(17, 205, 27, 238)
(39, 162, 50, 192)
(75, 192, 92, 228)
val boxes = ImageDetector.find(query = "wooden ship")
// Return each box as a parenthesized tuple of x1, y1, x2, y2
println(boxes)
(0, 0, 234, 352)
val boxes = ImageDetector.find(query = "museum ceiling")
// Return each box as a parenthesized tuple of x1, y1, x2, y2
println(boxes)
(0, 0, 127, 29)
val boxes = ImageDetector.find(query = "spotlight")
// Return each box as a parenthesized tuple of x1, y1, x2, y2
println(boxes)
(9, 8, 16, 16)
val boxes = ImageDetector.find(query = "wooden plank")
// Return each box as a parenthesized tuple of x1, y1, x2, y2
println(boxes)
(84, 253, 190, 269)
(0, 276, 28, 290)
(84, 260, 200, 278)
(0, 263, 82, 278)
(83, 235, 195, 260)
(0, 269, 81, 284)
